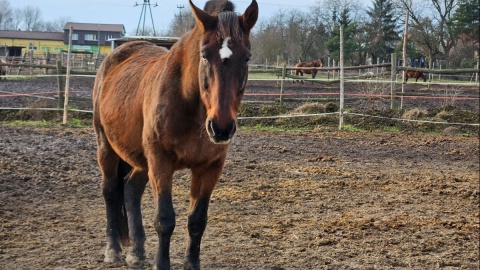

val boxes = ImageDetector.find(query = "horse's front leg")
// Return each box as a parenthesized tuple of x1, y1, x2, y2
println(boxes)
(148, 159, 176, 270)
(184, 159, 225, 269)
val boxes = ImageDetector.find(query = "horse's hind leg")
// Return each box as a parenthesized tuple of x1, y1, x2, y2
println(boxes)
(124, 168, 148, 268)
(95, 129, 129, 263)
(184, 161, 224, 269)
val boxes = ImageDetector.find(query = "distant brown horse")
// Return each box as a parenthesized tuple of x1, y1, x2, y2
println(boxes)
(294, 59, 323, 79)
(405, 70, 427, 82)
(92, 0, 258, 269)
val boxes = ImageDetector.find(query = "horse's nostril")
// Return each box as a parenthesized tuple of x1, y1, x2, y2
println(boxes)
(227, 120, 236, 136)
(208, 119, 216, 136)
(206, 119, 236, 143)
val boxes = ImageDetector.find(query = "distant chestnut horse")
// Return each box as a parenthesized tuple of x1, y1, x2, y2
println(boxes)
(294, 59, 323, 79)
(92, 0, 258, 269)
(405, 70, 427, 82)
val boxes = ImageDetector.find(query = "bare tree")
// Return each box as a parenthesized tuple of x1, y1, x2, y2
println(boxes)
(0, 0, 12, 30)
(8, 8, 23, 30)
(42, 16, 70, 32)
(22, 5, 42, 31)
(168, 11, 195, 37)
(250, 12, 288, 65)
(312, 0, 364, 36)
(396, 0, 458, 63)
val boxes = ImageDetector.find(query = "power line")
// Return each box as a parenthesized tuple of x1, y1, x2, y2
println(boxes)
(134, 0, 158, 36)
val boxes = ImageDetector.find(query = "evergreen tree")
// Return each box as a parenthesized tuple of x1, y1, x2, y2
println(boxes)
(366, 0, 400, 63)
(325, 7, 360, 65)
(449, 0, 480, 43)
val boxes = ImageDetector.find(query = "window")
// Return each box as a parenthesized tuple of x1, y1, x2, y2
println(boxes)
(105, 35, 114, 41)
(85, 34, 97, 41)
(72, 34, 79, 40)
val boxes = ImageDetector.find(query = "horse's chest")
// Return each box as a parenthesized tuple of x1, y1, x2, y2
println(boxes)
(165, 138, 224, 169)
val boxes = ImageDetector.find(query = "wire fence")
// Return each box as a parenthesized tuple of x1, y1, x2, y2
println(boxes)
(0, 61, 479, 129)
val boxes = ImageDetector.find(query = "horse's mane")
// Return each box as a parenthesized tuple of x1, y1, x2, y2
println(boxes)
(203, 0, 235, 14)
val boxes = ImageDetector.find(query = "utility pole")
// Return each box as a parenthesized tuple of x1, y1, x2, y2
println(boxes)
(175, 5, 186, 34)
(134, 0, 158, 36)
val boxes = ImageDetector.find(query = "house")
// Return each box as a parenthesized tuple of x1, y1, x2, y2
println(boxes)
(0, 30, 64, 58)
(63, 22, 125, 55)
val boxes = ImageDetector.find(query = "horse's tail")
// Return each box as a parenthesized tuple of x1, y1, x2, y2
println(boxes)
(116, 158, 132, 246)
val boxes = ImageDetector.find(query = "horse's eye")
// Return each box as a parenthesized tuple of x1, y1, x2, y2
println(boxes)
(201, 51, 208, 64)
(246, 53, 251, 63)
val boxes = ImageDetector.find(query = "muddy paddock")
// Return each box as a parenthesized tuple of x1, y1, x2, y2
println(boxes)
(0, 124, 478, 269)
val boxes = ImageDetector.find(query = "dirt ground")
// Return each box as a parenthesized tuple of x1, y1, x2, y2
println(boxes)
(0, 124, 478, 269)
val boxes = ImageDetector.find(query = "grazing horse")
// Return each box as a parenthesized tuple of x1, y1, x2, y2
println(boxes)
(405, 70, 427, 82)
(92, 0, 258, 269)
(294, 59, 323, 79)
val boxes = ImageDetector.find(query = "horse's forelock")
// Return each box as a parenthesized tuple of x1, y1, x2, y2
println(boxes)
(204, 0, 235, 15)
(217, 11, 242, 41)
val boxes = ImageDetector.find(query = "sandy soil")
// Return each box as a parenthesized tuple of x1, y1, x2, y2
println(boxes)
(0, 125, 478, 269)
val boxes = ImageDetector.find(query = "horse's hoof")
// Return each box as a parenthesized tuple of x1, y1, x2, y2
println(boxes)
(126, 253, 146, 268)
(183, 260, 200, 270)
(104, 248, 122, 263)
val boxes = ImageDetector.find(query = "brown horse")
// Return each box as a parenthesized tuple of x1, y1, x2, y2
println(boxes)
(405, 70, 427, 82)
(92, 0, 258, 269)
(294, 59, 323, 79)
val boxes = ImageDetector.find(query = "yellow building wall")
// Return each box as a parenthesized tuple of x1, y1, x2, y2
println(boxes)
(99, 45, 112, 55)
(1, 37, 113, 56)
(0, 38, 65, 57)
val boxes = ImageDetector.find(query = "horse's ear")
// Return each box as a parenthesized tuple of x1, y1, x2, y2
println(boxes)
(239, 0, 258, 34)
(189, 0, 218, 32)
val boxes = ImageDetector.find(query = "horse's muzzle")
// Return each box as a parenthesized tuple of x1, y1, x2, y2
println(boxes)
(207, 119, 236, 144)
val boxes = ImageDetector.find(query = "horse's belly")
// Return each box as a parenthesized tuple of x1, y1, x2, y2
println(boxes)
(100, 104, 147, 168)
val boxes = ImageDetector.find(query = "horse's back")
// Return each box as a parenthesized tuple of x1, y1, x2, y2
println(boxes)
(93, 41, 168, 167)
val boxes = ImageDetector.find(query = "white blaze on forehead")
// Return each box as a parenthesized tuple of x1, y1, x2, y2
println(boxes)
(219, 37, 233, 59)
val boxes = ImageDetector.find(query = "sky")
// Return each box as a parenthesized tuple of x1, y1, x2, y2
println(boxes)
(11, 0, 327, 36)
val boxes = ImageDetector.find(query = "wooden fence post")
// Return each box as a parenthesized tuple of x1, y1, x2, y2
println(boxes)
(56, 60, 64, 109)
(339, 25, 345, 130)
(390, 53, 397, 109)
(476, 61, 479, 83)
(63, 26, 73, 125)
(280, 63, 286, 105)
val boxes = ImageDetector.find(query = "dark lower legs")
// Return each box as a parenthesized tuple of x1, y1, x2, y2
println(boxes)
(154, 192, 176, 270)
(184, 197, 210, 270)
(124, 169, 148, 268)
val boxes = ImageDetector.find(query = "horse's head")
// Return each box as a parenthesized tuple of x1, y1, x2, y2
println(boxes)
(314, 59, 323, 68)
(190, 0, 258, 144)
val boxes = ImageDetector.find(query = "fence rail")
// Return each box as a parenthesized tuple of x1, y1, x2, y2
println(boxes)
(1, 54, 479, 130)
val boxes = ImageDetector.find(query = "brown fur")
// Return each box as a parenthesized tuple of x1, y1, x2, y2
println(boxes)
(294, 59, 323, 78)
(92, 0, 258, 269)
(405, 70, 427, 82)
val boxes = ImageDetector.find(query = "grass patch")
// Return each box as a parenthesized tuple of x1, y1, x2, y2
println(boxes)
(4, 120, 54, 127)
(342, 124, 363, 132)
(2, 118, 90, 128)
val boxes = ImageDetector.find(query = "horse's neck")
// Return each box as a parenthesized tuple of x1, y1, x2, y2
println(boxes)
(175, 28, 201, 93)
(163, 27, 205, 122)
